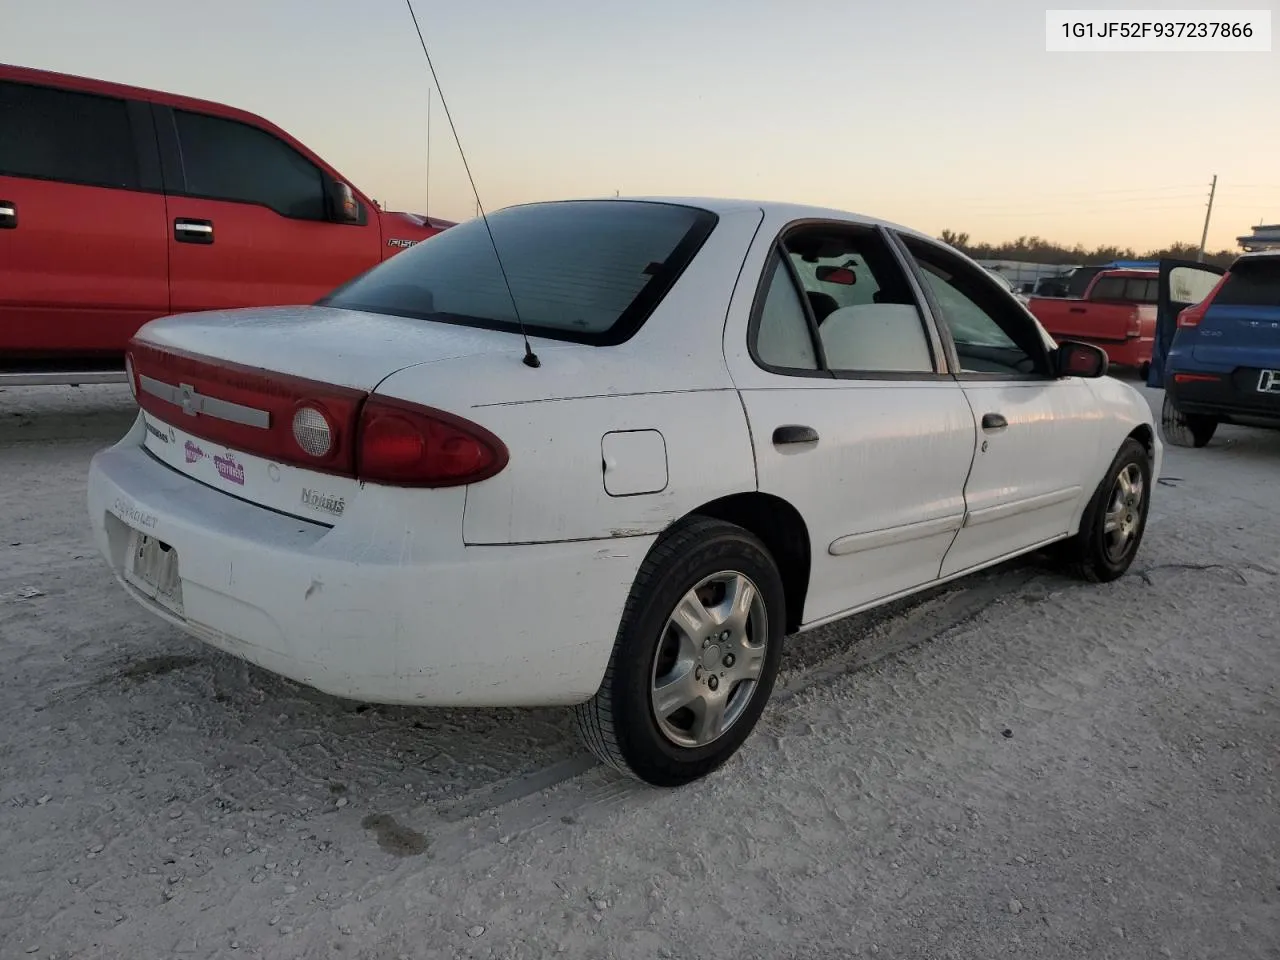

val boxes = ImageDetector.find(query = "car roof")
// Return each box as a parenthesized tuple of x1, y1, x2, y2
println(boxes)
(599, 195, 938, 241)
(1234, 250, 1280, 266)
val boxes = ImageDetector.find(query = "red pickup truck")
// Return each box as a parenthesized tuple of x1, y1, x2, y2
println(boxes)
(0, 63, 452, 385)
(1026, 268, 1159, 376)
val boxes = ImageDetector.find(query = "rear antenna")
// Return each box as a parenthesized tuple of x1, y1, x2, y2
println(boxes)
(405, 0, 539, 368)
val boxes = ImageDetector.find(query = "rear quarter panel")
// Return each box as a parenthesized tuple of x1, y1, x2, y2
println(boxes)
(457, 388, 756, 544)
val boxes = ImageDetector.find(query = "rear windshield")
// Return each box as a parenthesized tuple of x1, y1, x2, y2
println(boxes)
(1089, 276, 1158, 303)
(321, 200, 718, 345)
(1215, 258, 1280, 307)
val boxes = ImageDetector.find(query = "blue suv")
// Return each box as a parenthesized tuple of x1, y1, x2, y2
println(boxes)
(1148, 252, 1280, 447)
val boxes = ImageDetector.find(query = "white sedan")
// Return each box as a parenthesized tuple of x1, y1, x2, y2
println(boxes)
(88, 197, 1159, 786)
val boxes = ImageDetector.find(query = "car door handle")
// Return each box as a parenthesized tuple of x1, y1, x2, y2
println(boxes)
(772, 425, 819, 446)
(0, 200, 16, 229)
(1068, 306, 1086, 314)
(981, 413, 1008, 431)
(174, 218, 214, 244)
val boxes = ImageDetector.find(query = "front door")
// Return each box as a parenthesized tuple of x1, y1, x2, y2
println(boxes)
(157, 105, 382, 314)
(892, 233, 1102, 578)
(725, 221, 976, 625)
(1149, 258, 1226, 386)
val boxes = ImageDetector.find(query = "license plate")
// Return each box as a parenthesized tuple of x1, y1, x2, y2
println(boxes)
(1257, 370, 1280, 394)
(124, 530, 184, 616)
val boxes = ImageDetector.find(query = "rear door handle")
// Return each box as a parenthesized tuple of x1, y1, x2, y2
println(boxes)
(772, 424, 819, 446)
(981, 413, 1008, 431)
(1068, 306, 1086, 314)
(0, 200, 16, 229)
(174, 218, 214, 244)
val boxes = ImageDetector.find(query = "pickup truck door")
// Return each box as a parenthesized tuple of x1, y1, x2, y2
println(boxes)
(891, 233, 1100, 577)
(155, 105, 382, 314)
(0, 79, 168, 360)
(1148, 259, 1227, 387)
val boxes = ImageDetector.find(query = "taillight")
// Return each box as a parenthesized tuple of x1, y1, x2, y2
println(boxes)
(1178, 273, 1230, 328)
(1177, 305, 1206, 328)
(1173, 372, 1222, 384)
(1126, 310, 1142, 338)
(357, 398, 508, 487)
(128, 338, 363, 476)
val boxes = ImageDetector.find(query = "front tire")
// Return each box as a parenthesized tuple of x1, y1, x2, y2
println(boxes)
(1161, 393, 1217, 448)
(1059, 437, 1152, 583)
(573, 517, 786, 787)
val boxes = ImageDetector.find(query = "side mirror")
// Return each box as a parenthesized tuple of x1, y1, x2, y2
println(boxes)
(1055, 339, 1108, 379)
(329, 180, 361, 223)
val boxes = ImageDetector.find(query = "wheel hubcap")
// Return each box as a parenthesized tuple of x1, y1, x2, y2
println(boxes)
(649, 570, 768, 749)
(1102, 463, 1145, 560)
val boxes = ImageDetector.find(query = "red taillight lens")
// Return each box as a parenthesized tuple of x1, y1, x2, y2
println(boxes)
(1173, 372, 1222, 384)
(357, 398, 508, 487)
(1177, 305, 1206, 328)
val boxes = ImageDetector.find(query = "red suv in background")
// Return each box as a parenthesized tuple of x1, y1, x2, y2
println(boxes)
(0, 63, 452, 384)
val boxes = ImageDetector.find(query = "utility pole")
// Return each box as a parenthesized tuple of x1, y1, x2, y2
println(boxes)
(1198, 174, 1217, 262)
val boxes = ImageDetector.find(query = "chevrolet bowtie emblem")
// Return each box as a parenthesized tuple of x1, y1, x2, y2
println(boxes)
(178, 383, 202, 416)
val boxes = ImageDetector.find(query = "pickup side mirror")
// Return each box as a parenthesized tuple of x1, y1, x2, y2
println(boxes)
(328, 179, 362, 224)
(1054, 339, 1108, 379)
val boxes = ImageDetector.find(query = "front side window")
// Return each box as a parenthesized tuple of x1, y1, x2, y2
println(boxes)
(322, 200, 717, 345)
(0, 80, 138, 189)
(174, 110, 327, 220)
(752, 226, 937, 375)
(901, 236, 1045, 377)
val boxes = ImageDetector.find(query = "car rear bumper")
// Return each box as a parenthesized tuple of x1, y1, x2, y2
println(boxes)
(86, 423, 650, 708)
(1167, 367, 1280, 424)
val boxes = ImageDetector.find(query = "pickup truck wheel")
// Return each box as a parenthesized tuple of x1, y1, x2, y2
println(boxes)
(1161, 393, 1217, 448)
(1138, 361, 1151, 381)
(573, 517, 786, 787)
(1058, 437, 1152, 583)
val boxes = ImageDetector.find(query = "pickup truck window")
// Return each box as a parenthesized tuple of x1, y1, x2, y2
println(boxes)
(173, 110, 327, 220)
(1090, 276, 1158, 303)
(322, 199, 716, 346)
(0, 80, 138, 189)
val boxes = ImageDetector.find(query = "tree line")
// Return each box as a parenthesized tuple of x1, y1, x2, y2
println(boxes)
(937, 231, 1238, 269)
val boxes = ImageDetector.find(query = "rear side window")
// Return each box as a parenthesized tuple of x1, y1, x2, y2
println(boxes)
(0, 80, 138, 189)
(322, 200, 718, 345)
(1090, 276, 1157, 303)
(1214, 259, 1280, 307)
(173, 110, 326, 220)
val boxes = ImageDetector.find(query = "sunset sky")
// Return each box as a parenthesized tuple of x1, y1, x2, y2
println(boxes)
(7, 0, 1278, 251)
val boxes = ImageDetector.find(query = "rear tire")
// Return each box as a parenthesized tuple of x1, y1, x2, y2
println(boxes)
(1059, 437, 1152, 583)
(573, 517, 786, 787)
(1161, 393, 1217, 448)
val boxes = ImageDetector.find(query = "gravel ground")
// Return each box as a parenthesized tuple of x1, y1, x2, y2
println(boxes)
(0, 382, 1277, 960)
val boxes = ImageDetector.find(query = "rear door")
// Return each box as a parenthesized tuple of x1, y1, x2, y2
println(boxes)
(892, 233, 1102, 577)
(156, 105, 381, 314)
(725, 221, 976, 626)
(1148, 259, 1225, 386)
(0, 78, 168, 360)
